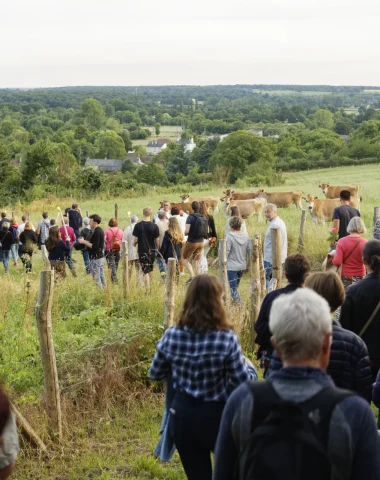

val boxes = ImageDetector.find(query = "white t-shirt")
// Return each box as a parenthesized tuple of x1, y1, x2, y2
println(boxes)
(123, 224, 138, 261)
(263, 216, 288, 264)
(156, 219, 169, 247)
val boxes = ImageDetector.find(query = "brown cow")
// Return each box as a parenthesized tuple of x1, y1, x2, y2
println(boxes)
(180, 194, 220, 213)
(223, 189, 259, 200)
(257, 190, 304, 209)
(303, 194, 360, 224)
(160, 201, 193, 214)
(318, 183, 360, 199)
(221, 197, 267, 221)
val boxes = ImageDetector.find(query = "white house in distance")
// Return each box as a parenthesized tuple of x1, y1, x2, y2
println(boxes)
(146, 138, 171, 155)
(176, 137, 196, 153)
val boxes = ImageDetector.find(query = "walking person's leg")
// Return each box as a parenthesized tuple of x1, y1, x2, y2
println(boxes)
(2, 250, 10, 273)
(98, 258, 106, 287)
(82, 250, 90, 274)
(227, 270, 238, 301)
(264, 260, 272, 289)
(10, 244, 18, 266)
(113, 251, 120, 283)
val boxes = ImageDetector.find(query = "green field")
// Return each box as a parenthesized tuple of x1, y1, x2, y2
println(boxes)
(132, 125, 183, 147)
(3, 163, 380, 478)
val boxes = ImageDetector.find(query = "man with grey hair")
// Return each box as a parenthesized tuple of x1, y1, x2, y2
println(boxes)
(214, 288, 380, 480)
(263, 203, 287, 288)
(79, 217, 92, 274)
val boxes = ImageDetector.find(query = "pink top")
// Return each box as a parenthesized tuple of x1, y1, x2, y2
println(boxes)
(333, 235, 367, 277)
(59, 226, 76, 247)
(105, 227, 124, 251)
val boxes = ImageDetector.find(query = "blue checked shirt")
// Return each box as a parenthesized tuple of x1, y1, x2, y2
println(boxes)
(149, 326, 257, 402)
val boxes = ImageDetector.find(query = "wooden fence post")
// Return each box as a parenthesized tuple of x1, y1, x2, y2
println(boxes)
(255, 233, 266, 299)
(297, 209, 307, 253)
(164, 258, 177, 329)
(27, 211, 30, 220)
(41, 245, 51, 270)
(218, 239, 229, 301)
(122, 241, 129, 299)
(11, 210, 15, 218)
(35, 270, 62, 442)
(86, 210, 89, 218)
(250, 237, 261, 330)
(271, 227, 282, 289)
(115, 203, 118, 220)
(374, 207, 380, 227)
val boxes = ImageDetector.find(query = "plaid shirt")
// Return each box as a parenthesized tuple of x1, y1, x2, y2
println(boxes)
(149, 326, 257, 402)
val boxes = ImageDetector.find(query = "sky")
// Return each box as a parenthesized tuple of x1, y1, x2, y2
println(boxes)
(1, 0, 379, 88)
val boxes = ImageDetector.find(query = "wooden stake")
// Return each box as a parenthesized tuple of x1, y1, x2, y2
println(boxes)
(218, 239, 229, 301)
(271, 227, 282, 289)
(86, 210, 89, 218)
(374, 207, 380, 227)
(115, 203, 118, 220)
(297, 209, 307, 253)
(164, 258, 177, 329)
(27, 211, 30, 220)
(11, 210, 15, 218)
(41, 245, 51, 270)
(11, 402, 48, 452)
(36, 270, 62, 442)
(250, 237, 261, 330)
(122, 241, 129, 299)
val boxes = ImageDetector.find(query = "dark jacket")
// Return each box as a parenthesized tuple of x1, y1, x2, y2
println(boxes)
(48, 240, 70, 261)
(88, 226, 104, 259)
(340, 274, 380, 360)
(160, 231, 181, 262)
(268, 320, 373, 402)
(373, 369, 380, 407)
(0, 230, 13, 250)
(208, 215, 217, 239)
(19, 230, 38, 253)
(255, 284, 301, 355)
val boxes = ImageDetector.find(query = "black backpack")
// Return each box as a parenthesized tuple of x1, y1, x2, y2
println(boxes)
(236, 381, 353, 480)
(191, 213, 209, 239)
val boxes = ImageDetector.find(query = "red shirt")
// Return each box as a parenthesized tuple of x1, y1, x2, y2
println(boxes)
(59, 226, 76, 247)
(333, 235, 367, 277)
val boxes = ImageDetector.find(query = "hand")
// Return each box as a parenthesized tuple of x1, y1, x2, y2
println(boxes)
(78, 238, 85, 244)
(65, 236, 70, 242)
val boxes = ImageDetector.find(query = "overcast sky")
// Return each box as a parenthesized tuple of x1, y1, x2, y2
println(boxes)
(1, 0, 379, 88)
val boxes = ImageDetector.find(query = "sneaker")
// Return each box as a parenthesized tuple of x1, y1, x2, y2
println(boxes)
(13, 261, 18, 267)
(185, 278, 193, 285)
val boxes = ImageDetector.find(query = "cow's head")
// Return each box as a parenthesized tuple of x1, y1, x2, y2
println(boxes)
(304, 194, 317, 210)
(318, 183, 329, 195)
(257, 189, 266, 198)
(180, 194, 190, 202)
(223, 189, 233, 196)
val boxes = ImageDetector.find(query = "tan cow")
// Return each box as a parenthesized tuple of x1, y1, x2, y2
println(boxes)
(180, 194, 220, 213)
(223, 189, 259, 200)
(160, 201, 193, 214)
(257, 190, 304, 209)
(221, 197, 267, 222)
(303, 194, 360, 224)
(318, 183, 360, 199)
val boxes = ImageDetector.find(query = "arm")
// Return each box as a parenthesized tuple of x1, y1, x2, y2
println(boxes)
(209, 216, 217, 239)
(185, 224, 190, 235)
(332, 240, 344, 266)
(339, 295, 355, 332)
(225, 236, 232, 258)
(149, 334, 170, 381)
(133, 236, 138, 248)
(225, 334, 258, 388)
(351, 342, 372, 403)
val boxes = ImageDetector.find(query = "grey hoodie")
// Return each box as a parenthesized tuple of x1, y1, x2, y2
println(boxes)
(225, 232, 251, 271)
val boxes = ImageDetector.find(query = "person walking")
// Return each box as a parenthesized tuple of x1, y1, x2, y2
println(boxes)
(9, 218, 19, 267)
(263, 203, 287, 288)
(214, 288, 380, 480)
(68, 203, 83, 239)
(332, 216, 367, 289)
(149, 275, 257, 480)
(159, 217, 184, 277)
(133, 208, 160, 288)
(46, 226, 70, 278)
(197, 201, 217, 274)
(104, 218, 123, 284)
(225, 206, 247, 236)
(78, 214, 106, 288)
(255, 254, 310, 374)
(155, 211, 169, 278)
(171, 207, 188, 274)
(225, 216, 251, 302)
(36, 212, 50, 248)
(340, 240, 380, 380)
(123, 215, 139, 276)
(0, 223, 13, 274)
(0, 212, 10, 230)
(79, 217, 92, 274)
(183, 201, 209, 284)
(331, 190, 360, 245)
(269, 270, 373, 402)
(59, 216, 76, 275)
(19, 222, 38, 273)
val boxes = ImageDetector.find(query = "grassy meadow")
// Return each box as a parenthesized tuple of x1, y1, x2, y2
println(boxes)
(1, 163, 380, 478)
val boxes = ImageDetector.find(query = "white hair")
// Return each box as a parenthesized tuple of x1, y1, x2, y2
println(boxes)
(83, 217, 90, 225)
(131, 215, 138, 224)
(264, 203, 277, 213)
(347, 216, 366, 235)
(269, 288, 332, 362)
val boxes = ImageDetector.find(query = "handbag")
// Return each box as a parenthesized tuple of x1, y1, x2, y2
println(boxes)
(359, 301, 380, 338)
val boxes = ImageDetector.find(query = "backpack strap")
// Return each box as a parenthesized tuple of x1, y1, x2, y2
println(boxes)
(247, 381, 282, 432)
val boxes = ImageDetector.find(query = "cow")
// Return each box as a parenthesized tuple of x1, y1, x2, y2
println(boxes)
(318, 183, 360, 199)
(221, 197, 267, 222)
(257, 190, 304, 210)
(160, 201, 194, 214)
(303, 194, 360, 224)
(223, 189, 259, 200)
(180, 194, 220, 213)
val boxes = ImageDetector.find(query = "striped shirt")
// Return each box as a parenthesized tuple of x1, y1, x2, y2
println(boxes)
(149, 326, 257, 402)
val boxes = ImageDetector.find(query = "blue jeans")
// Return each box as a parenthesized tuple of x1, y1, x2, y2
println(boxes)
(90, 257, 106, 288)
(157, 257, 167, 277)
(264, 261, 272, 289)
(82, 250, 90, 274)
(1, 250, 10, 273)
(227, 270, 244, 301)
(106, 250, 121, 283)
(10, 244, 18, 262)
